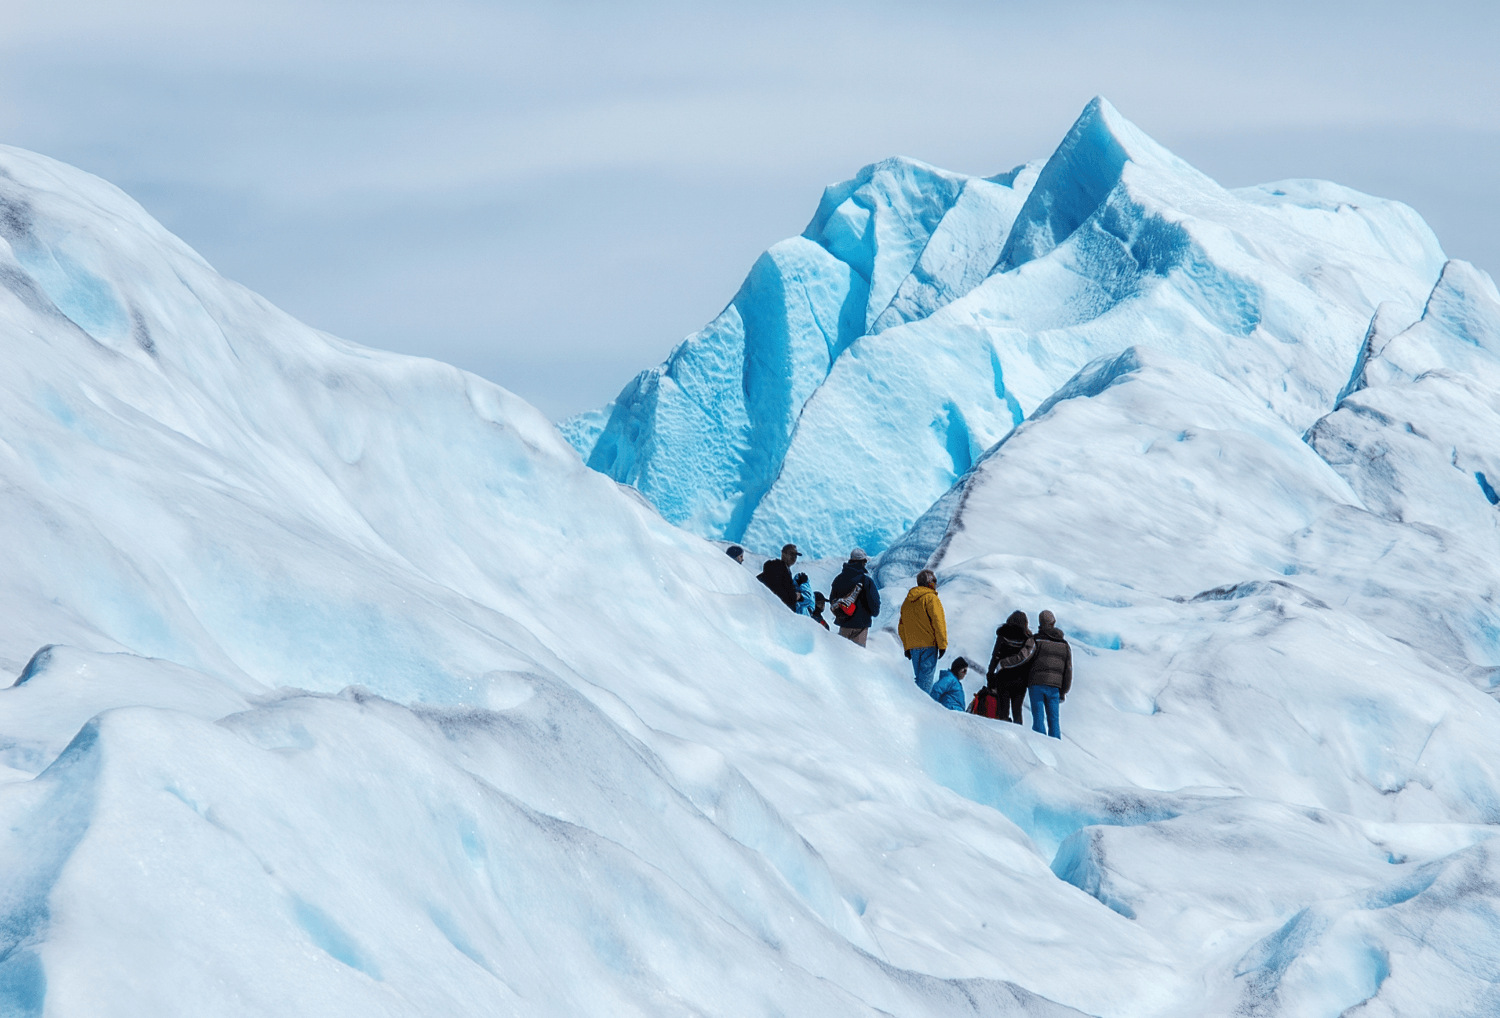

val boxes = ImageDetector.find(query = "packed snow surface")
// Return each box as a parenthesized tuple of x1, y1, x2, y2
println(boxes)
(4, 95, 1500, 1018)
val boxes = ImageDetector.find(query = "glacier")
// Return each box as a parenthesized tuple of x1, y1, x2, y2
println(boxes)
(3, 92, 1500, 1018)
(565, 98, 1445, 560)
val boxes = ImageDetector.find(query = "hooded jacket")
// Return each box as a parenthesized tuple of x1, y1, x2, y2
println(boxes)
(898, 585, 947, 652)
(929, 668, 966, 711)
(986, 615, 1035, 692)
(829, 559, 880, 629)
(795, 577, 815, 616)
(1029, 625, 1072, 695)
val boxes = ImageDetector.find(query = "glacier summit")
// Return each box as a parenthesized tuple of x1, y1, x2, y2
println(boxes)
(565, 97, 1445, 560)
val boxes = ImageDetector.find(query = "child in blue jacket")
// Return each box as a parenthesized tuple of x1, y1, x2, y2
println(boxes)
(794, 573, 816, 616)
(930, 657, 969, 711)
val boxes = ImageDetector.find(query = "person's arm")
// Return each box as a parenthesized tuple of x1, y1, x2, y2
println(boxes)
(776, 565, 798, 609)
(930, 596, 947, 654)
(1061, 644, 1073, 699)
(866, 582, 881, 618)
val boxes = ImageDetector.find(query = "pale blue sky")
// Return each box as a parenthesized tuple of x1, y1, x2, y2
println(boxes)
(3, 0, 1496, 419)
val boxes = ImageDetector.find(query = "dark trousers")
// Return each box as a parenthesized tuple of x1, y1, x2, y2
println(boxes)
(989, 685, 1026, 724)
(1004, 688, 1027, 725)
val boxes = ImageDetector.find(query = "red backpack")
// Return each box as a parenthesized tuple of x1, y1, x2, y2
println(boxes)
(967, 688, 1003, 719)
(830, 581, 863, 620)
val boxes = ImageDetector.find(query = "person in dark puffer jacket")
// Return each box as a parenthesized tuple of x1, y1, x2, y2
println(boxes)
(1027, 609, 1072, 739)
(986, 610, 1035, 725)
(757, 544, 801, 610)
(828, 548, 880, 646)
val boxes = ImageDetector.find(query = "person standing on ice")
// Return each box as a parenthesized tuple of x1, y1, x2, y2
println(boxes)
(986, 610, 1036, 726)
(898, 569, 947, 692)
(930, 657, 969, 711)
(1027, 610, 1072, 739)
(757, 544, 801, 610)
(828, 548, 880, 646)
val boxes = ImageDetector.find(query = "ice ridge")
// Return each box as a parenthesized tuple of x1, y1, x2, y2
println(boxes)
(565, 98, 1445, 559)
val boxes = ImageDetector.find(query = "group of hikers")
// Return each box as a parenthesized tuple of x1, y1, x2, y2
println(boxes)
(730, 542, 881, 645)
(729, 543, 1072, 738)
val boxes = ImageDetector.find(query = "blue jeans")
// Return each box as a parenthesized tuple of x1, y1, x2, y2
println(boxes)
(910, 646, 939, 693)
(1029, 685, 1061, 739)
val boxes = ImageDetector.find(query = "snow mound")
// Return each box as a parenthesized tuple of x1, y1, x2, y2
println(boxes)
(567, 97, 1445, 558)
(0, 144, 1109, 1016)
(868, 253, 1500, 1010)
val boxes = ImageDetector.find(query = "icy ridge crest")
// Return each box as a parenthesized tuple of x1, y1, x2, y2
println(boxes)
(565, 97, 1445, 559)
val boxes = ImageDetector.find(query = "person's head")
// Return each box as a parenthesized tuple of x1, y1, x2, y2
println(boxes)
(950, 656, 969, 678)
(795, 572, 808, 585)
(1039, 609, 1056, 628)
(1006, 609, 1028, 629)
(916, 568, 937, 589)
(781, 543, 801, 566)
(815, 591, 827, 609)
(848, 547, 868, 566)
(726, 544, 745, 564)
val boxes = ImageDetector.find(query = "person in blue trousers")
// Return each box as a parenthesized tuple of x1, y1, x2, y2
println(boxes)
(1027, 610, 1072, 739)
(929, 657, 969, 711)
(898, 569, 947, 692)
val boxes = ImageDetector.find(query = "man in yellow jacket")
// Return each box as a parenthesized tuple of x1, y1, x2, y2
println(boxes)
(898, 569, 947, 693)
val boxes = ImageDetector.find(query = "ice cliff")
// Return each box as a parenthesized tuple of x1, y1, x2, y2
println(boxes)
(565, 97, 1445, 559)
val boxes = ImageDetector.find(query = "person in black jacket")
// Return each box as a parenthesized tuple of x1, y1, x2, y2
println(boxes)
(828, 548, 880, 646)
(757, 544, 801, 610)
(986, 610, 1035, 725)
(1027, 610, 1072, 739)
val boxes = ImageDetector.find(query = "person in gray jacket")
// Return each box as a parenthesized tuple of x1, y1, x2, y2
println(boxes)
(1027, 610, 1072, 739)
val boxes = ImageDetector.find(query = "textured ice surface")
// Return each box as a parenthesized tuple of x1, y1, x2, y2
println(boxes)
(568, 98, 1445, 558)
(870, 248, 1500, 1012)
(4, 100, 1500, 1017)
(0, 142, 1103, 1017)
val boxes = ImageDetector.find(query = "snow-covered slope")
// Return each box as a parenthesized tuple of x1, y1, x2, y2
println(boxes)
(566, 98, 1444, 559)
(0, 145, 1094, 1017)
(6, 111, 1500, 1017)
(872, 254, 1500, 1012)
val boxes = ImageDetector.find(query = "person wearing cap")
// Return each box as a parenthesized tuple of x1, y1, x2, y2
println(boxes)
(757, 543, 801, 611)
(1027, 609, 1072, 739)
(726, 545, 746, 564)
(898, 569, 947, 692)
(828, 548, 880, 646)
(929, 657, 969, 711)
(811, 591, 831, 630)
